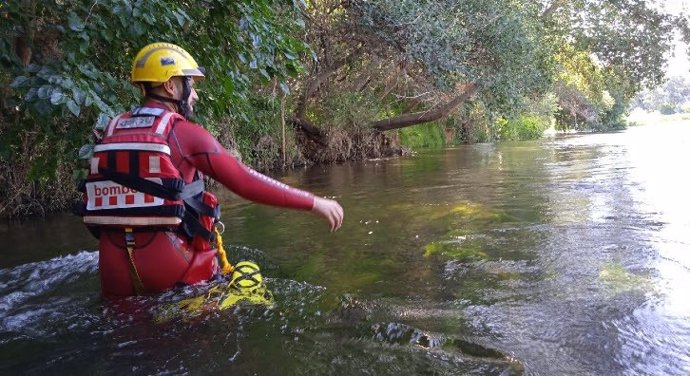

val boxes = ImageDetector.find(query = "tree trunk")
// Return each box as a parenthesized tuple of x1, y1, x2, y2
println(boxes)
(14, 0, 37, 66)
(291, 116, 328, 146)
(295, 47, 365, 118)
(280, 94, 286, 166)
(370, 83, 477, 131)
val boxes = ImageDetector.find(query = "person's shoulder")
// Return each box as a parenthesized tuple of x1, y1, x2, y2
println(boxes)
(168, 118, 218, 150)
(171, 118, 207, 132)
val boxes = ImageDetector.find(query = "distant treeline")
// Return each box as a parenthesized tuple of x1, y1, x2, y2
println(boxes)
(633, 76, 690, 114)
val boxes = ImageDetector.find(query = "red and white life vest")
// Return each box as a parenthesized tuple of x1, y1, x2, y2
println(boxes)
(82, 106, 192, 228)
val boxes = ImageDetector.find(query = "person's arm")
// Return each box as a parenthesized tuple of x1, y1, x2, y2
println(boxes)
(170, 122, 343, 231)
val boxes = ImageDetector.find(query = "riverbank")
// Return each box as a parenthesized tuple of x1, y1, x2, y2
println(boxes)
(0, 127, 408, 220)
(5, 111, 683, 221)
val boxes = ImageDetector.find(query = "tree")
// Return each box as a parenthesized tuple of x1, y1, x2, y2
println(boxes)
(294, 0, 687, 139)
(293, 0, 556, 144)
(632, 76, 690, 112)
(542, 0, 684, 130)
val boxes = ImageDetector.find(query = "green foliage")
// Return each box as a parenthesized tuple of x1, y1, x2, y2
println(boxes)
(310, 91, 382, 129)
(498, 115, 548, 141)
(578, 1, 674, 94)
(544, 0, 682, 132)
(297, 0, 682, 142)
(227, 94, 301, 170)
(552, 45, 631, 131)
(528, 93, 560, 122)
(555, 45, 607, 106)
(547, 0, 677, 95)
(659, 104, 676, 115)
(398, 123, 445, 149)
(1, 0, 308, 147)
(0, 0, 310, 217)
(438, 101, 496, 144)
(351, 0, 556, 115)
(681, 102, 690, 114)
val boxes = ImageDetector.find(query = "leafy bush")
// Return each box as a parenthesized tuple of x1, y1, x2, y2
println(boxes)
(0, 0, 310, 217)
(398, 123, 446, 149)
(310, 91, 383, 130)
(499, 115, 548, 141)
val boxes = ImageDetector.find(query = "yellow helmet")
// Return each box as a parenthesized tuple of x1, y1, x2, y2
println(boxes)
(131, 42, 205, 84)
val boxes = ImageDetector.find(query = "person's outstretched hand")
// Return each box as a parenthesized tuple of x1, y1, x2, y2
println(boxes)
(311, 197, 344, 232)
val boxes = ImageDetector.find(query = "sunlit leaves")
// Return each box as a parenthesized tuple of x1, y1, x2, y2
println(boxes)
(543, 0, 682, 130)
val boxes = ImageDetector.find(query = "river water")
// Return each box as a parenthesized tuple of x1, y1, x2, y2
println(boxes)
(1, 122, 689, 375)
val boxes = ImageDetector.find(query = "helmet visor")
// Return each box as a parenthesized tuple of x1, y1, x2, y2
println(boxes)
(183, 67, 205, 80)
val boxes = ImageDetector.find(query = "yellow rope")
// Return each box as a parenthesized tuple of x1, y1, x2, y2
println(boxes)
(215, 227, 234, 275)
(124, 227, 146, 295)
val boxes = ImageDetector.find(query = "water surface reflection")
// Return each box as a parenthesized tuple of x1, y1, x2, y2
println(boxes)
(2, 123, 689, 375)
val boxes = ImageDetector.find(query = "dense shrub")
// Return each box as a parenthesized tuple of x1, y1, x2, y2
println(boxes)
(0, 0, 309, 217)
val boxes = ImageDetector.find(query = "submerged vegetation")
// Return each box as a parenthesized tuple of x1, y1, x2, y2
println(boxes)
(423, 202, 516, 261)
(1, 1, 689, 218)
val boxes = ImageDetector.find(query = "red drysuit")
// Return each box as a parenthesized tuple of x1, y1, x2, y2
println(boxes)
(97, 102, 314, 296)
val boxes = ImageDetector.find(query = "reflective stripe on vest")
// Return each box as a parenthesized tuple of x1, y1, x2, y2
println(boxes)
(94, 143, 171, 154)
(84, 178, 165, 210)
(83, 216, 182, 226)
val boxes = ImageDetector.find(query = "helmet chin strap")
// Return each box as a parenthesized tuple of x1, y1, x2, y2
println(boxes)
(145, 77, 193, 119)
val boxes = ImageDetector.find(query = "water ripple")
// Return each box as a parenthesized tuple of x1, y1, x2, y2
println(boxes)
(0, 251, 100, 335)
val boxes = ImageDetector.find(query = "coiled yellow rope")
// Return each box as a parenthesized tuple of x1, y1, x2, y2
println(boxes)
(215, 227, 234, 275)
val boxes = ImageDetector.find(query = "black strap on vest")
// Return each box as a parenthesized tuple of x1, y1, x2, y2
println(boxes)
(100, 165, 218, 240)
(181, 180, 220, 240)
(179, 179, 206, 200)
(180, 180, 221, 241)
(183, 193, 219, 218)
(99, 167, 185, 200)
(181, 207, 213, 241)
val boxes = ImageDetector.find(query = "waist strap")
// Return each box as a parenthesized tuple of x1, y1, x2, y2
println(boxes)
(99, 167, 184, 200)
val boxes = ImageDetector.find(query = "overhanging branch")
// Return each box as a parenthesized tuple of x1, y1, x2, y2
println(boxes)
(370, 83, 477, 131)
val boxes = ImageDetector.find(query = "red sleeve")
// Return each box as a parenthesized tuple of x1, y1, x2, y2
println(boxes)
(168, 121, 315, 210)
